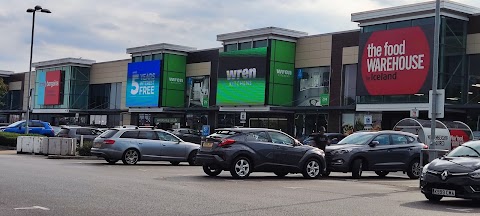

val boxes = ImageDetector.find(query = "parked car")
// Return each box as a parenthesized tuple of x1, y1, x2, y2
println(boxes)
(420, 140, 480, 202)
(56, 126, 103, 142)
(325, 131, 428, 179)
(302, 133, 346, 145)
(171, 128, 202, 144)
(195, 128, 326, 179)
(91, 128, 200, 165)
(2, 120, 55, 137)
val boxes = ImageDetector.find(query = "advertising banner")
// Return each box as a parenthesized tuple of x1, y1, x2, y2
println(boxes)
(295, 67, 331, 106)
(357, 26, 434, 96)
(450, 130, 470, 149)
(44, 70, 62, 105)
(217, 47, 267, 106)
(126, 60, 161, 107)
(186, 76, 209, 108)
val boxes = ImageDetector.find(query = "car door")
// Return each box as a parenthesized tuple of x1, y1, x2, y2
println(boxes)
(244, 131, 279, 170)
(267, 131, 306, 169)
(156, 131, 186, 159)
(389, 134, 417, 169)
(29, 122, 43, 135)
(367, 134, 396, 170)
(136, 131, 162, 160)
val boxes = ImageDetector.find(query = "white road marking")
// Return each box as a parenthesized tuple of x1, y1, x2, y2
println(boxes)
(284, 186, 304, 189)
(446, 208, 473, 213)
(14, 206, 50, 211)
(138, 169, 148, 172)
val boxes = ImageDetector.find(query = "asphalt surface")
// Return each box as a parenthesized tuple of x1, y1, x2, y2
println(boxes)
(0, 152, 478, 216)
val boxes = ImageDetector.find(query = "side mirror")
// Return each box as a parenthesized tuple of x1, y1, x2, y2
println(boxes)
(369, 141, 379, 147)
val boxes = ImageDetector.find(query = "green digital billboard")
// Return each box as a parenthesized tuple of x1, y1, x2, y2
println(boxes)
(216, 47, 267, 106)
(268, 40, 296, 106)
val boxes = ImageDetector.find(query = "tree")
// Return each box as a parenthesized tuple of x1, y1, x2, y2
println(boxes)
(0, 77, 8, 107)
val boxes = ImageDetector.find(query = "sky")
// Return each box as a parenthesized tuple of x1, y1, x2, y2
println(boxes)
(1, 0, 479, 72)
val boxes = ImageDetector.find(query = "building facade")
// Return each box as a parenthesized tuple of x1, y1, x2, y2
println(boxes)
(2, 0, 480, 137)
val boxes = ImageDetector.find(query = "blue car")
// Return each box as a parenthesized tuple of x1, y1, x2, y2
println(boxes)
(2, 120, 55, 137)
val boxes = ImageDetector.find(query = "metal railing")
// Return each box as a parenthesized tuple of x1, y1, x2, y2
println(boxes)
(420, 149, 450, 168)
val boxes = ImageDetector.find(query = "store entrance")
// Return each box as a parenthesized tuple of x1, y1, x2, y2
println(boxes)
(294, 113, 328, 139)
(249, 118, 288, 133)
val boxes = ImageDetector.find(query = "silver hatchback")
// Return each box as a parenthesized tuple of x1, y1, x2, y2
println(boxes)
(91, 128, 200, 165)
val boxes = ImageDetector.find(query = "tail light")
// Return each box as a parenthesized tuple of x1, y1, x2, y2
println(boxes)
(104, 140, 115, 145)
(218, 139, 235, 147)
(423, 144, 429, 149)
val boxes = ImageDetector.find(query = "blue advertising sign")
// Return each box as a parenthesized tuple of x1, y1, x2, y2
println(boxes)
(126, 60, 161, 107)
(202, 125, 210, 136)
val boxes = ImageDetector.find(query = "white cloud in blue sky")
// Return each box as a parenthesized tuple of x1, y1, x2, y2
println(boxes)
(1, 0, 479, 72)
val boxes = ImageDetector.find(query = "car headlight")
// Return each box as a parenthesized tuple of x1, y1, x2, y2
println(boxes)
(469, 170, 480, 179)
(331, 149, 352, 155)
(422, 163, 430, 175)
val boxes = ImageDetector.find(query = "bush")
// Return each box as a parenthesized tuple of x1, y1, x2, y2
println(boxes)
(78, 141, 93, 156)
(0, 132, 44, 147)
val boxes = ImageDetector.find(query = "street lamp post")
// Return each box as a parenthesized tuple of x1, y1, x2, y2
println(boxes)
(25, 5, 51, 134)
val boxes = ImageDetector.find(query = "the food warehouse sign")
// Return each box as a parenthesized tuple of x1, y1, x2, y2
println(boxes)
(357, 26, 434, 96)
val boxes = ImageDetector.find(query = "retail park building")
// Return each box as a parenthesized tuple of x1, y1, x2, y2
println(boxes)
(2, 0, 480, 137)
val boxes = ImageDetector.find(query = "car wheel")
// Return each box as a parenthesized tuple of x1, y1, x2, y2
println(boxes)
(230, 157, 252, 179)
(105, 158, 118, 165)
(407, 159, 421, 179)
(352, 159, 363, 179)
(274, 171, 288, 177)
(425, 194, 442, 202)
(170, 161, 180, 166)
(187, 150, 198, 166)
(302, 158, 321, 179)
(122, 149, 139, 165)
(203, 165, 222, 176)
(375, 171, 389, 177)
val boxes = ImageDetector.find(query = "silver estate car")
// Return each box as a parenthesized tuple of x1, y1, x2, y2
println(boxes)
(91, 128, 200, 165)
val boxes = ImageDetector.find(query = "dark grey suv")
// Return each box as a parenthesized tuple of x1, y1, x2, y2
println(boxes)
(195, 128, 326, 179)
(325, 131, 428, 179)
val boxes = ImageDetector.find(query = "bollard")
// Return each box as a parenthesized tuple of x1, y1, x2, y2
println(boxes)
(80, 135, 84, 148)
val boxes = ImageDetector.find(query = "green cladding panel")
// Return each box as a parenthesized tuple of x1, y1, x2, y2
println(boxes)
(267, 40, 296, 106)
(270, 40, 296, 64)
(268, 84, 293, 106)
(162, 54, 187, 107)
(162, 89, 184, 107)
(269, 61, 294, 85)
(163, 54, 187, 73)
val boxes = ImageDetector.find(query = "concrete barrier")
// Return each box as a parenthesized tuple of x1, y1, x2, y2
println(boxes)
(48, 137, 62, 155)
(60, 138, 76, 156)
(16, 137, 22, 153)
(33, 137, 49, 154)
(40, 137, 49, 155)
(22, 137, 34, 153)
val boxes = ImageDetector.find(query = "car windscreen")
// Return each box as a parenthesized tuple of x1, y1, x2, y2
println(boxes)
(7, 121, 23, 127)
(57, 129, 70, 136)
(337, 133, 374, 145)
(208, 130, 241, 139)
(447, 142, 480, 157)
(99, 129, 119, 138)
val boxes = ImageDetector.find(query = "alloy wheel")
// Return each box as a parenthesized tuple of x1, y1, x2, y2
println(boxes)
(411, 161, 420, 177)
(124, 150, 139, 165)
(306, 160, 320, 178)
(234, 159, 250, 177)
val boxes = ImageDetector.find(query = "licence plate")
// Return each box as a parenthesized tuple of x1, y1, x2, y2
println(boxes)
(202, 142, 213, 148)
(432, 188, 455, 197)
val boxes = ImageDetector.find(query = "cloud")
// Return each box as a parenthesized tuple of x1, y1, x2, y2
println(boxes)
(1, 0, 479, 72)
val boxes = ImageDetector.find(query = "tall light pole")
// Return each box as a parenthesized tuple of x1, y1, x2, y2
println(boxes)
(25, 5, 51, 134)
(430, 0, 441, 157)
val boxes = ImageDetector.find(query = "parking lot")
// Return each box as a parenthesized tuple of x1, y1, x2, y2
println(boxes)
(0, 152, 478, 216)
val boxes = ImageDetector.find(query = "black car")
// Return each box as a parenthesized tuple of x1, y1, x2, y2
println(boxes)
(302, 133, 346, 145)
(195, 128, 326, 179)
(420, 141, 480, 202)
(171, 128, 202, 144)
(325, 131, 428, 179)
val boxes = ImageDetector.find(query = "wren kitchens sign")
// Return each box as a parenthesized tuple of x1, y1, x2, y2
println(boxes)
(357, 26, 434, 96)
(216, 47, 267, 105)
